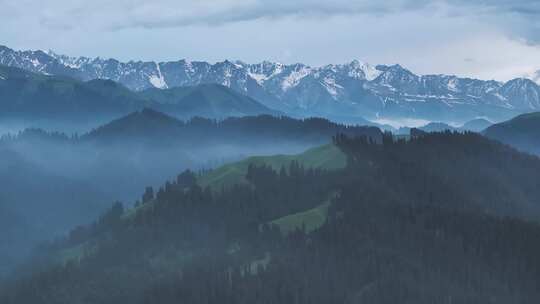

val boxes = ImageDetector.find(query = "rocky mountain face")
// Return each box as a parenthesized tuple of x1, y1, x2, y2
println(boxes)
(2, 45, 540, 124)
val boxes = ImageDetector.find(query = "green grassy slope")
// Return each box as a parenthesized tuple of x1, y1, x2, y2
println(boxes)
(268, 191, 339, 235)
(270, 202, 331, 235)
(67, 143, 344, 262)
(198, 144, 346, 190)
(121, 143, 345, 222)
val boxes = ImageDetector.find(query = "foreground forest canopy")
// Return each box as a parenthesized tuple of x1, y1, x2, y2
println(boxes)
(2, 131, 540, 304)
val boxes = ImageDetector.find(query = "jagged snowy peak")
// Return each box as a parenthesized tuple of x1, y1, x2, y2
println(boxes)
(236, 61, 284, 85)
(48, 49, 177, 91)
(369, 64, 421, 95)
(0, 45, 383, 99)
(418, 75, 502, 98)
(367, 66, 504, 99)
(374, 64, 418, 82)
(1, 44, 540, 123)
(500, 78, 537, 91)
(0, 46, 70, 76)
(342, 60, 382, 81)
(278, 64, 312, 91)
(499, 78, 540, 110)
(47, 50, 92, 69)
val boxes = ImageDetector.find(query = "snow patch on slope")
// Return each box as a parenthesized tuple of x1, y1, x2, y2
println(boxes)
(222, 65, 233, 87)
(149, 63, 168, 89)
(247, 62, 284, 85)
(282, 66, 311, 91)
(322, 77, 343, 98)
(249, 73, 267, 84)
(30, 58, 40, 67)
(48, 50, 85, 69)
(351, 60, 382, 81)
(447, 78, 458, 92)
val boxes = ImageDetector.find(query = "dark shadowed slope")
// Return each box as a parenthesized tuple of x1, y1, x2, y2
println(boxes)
(0, 65, 149, 121)
(0, 65, 278, 128)
(483, 112, 540, 154)
(140, 84, 279, 118)
(83, 108, 382, 146)
(0, 147, 107, 277)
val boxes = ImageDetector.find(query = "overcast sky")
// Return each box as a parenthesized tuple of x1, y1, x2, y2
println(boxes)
(1, 0, 540, 81)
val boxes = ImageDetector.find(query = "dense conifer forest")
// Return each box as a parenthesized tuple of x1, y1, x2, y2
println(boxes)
(2, 131, 540, 303)
(0, 110, 380, 276)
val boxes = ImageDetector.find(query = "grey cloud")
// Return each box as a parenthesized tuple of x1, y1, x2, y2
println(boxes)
(532, 70, 540, 83)
(9, 0, 436, 31)
(445, 0, 540, 42)
(2, 0, 538, 44)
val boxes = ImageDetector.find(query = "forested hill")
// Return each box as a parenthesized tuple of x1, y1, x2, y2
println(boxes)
(0, 110, 380, 278)
(3, 131, 540, 303)
(82, 108, 382, 145)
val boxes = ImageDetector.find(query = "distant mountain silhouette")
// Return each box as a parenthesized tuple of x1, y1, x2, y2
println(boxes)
(141, 84, 279, 118)
(461, 118, 492, 132)
(84, 108, 382, 145)
(396, 118, 493, 135)
(0, 65, 148, 121)
(483, 112, 540, 154)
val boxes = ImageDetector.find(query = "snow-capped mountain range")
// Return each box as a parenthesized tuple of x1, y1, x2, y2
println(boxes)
(1, 44, 540, 124)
